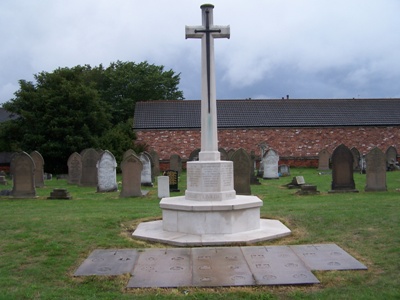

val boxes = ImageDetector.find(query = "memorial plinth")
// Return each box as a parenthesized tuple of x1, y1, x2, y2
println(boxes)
(132, 4, 291, 246)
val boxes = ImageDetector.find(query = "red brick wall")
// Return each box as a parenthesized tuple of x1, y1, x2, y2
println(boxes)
(135, 126, 400, 167)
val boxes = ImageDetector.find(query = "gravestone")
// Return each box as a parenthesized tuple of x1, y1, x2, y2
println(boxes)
(318, 149, 330, 170)
(189, 148, 200, 161)
(163, 170, 180, 192)
(80, 148, 100, 186)
(286, 176, 306, 189)
(47, 188, 72, 200)
(0, 175, 7, 185)
(262, 149, 279, 179)
(218, 148, 228, 160)
(30, 151, 45, 188)
(278, 164, 290, 177)
(120, 153, 143, 197)
(350, 147, 361, 172)
(296, 184, 320, 195)
(385, 146, 398, 170)
(359, 155, 366, 174)
(250, 151, 261, 185)
(149, 149, 160, 179)
(365, 147, 387, 191)
(123, 149, 137, 160)
(67, 152, 82, 184)
(329, 144, 358, 193)
(169, 154, 182, 174)
(231, 148, 251, 195)
(139, 152, 153, 186)
(157, 176, 170, 198)
(10, 151, 36, 198)
(97, 150, 118, 192)
(227, 149, 235, 160)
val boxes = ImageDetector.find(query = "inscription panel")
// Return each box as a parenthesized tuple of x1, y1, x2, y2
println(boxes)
(241, 246, 319, 285)
(74, 249, 138, 276)
(192, 247, 254, 287)
(290, 244, 367, 270)
(128, 248, 192, 288)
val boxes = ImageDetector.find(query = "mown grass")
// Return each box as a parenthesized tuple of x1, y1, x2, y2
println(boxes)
(0, 168, 399, 299)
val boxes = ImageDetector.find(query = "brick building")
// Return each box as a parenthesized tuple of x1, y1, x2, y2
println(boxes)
(133, 98, 400, 168)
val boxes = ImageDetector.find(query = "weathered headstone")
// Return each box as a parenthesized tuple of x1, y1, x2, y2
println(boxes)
(351, 147, 361, 172)
(123, 149, 137, 160)
(250, 151, 261, 185)
(0, 175, 7, 185)
(157, 176, 170, 198)
(231, 148, 251, 195)
(120, 153, 143, 197)
(385, 146, 398, 170)
(365, 147, 387, 192)
(218, 148, 228, 160)
(278, 164, 291, 177)
(67, 152, 82, 184)
(169, 154, 182, 174)
(296, 184, 320, 195)
(262, 149, 279, 179)
(318, 149, 330, 171)
(30, 151, 45, 188)
(163, 170, 180, 192)
(47, 188, 72, 200)
(227, 149, 235, 160)
(286, 176, 306, 189)
(97, 150, 118, 192)
(80, 148, 101, 186)
(139, 152, 153, 186)
(10, 151, 36, 198)
(329, 144, 358, 193)
(149, 149, 161, 179)
(188, 148, 200, 161)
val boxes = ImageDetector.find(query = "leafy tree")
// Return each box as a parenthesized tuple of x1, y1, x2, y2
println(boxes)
(101, 61, 184, 124)
(0, 61, 184, 173)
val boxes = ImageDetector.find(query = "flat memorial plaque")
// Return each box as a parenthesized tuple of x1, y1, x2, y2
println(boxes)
(290, 244, 367, 270)
(74, 249, 138, 276)
(192, 247, 255, 287)
(127, 248, 192, 288)
(241, 246, 320, 285)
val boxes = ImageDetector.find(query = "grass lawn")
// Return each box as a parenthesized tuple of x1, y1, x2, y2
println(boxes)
(0, 168, 399, 299)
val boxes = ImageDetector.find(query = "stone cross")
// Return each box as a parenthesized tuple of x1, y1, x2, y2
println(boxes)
(186, 4, 230, 161)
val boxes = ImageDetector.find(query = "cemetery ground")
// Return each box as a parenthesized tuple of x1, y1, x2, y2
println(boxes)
(0, 168, 399, 300)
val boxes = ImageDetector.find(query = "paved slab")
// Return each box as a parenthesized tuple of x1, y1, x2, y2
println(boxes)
(74, 249, 138, 276)
(241, 246, 320, 285)
(290, 244, 368, 270)
(192, 247, 255, 287)
(74, 244, 367, 288)
(127, 248, 192, 288)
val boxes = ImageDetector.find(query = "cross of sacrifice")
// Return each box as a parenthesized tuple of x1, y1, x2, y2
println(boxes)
(185, 4, 230, 161)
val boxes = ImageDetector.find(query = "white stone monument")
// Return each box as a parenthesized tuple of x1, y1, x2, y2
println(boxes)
(132, 4, 290, 245)
(157, 176, 170, 198)
(97, 150, 118, 192)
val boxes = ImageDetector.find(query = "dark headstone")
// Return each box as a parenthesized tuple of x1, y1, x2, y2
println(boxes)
(286, 176, 306, 189)
(232, 148, 251, 195)
(169, 154, 182, 174)
(67, 152, 82, 184)
(10, 151, 36, 198)
(329, 144, 358, 193)
(80, 148, 100, 187)
(365, 147, 387, 191)
(188, 148, 200, 161)
(149, 149, 160, 178)
(163, 170, 180, 192)
(296, 184, 320, 195)
(123, 149, 137, 160)
(350, 147, 361, 172)
(385, 146, 398, 171)
(250, 151, 261, 185)
(218, 148, 228, 160)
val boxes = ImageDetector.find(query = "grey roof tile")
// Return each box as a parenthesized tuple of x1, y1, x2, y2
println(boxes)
(134, 98, 400, 129)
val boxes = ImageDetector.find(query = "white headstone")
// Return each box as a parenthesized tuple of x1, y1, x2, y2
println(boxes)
(139, 153, 153, 186)
(97, 150, 118, 192)
(157, 176, 170, 198)
(262, 149, 279, 179)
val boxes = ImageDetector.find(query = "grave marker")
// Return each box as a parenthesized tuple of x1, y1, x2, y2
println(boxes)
(97, 150, 118, 192)
(365, 147, 387, 191)
(120, 153, 143, 197)
(329, 144, 358, 193)
(231, 148, 251, 195)
(262, 149, 279, 179)
(10, 151, 36, 198)
(67, 152, 82, 184)
(80, 148, 100, 187)
(30, 151, 45, 188)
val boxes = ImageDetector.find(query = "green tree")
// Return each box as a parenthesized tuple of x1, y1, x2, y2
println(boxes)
(101, 61, 184, 124)
(0, 61, 184, 173)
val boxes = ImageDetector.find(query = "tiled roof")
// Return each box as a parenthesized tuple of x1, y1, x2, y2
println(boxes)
(134, 98, 400, 129)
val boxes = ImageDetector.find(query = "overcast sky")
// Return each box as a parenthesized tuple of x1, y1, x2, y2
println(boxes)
(1, 0, 399, 105)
